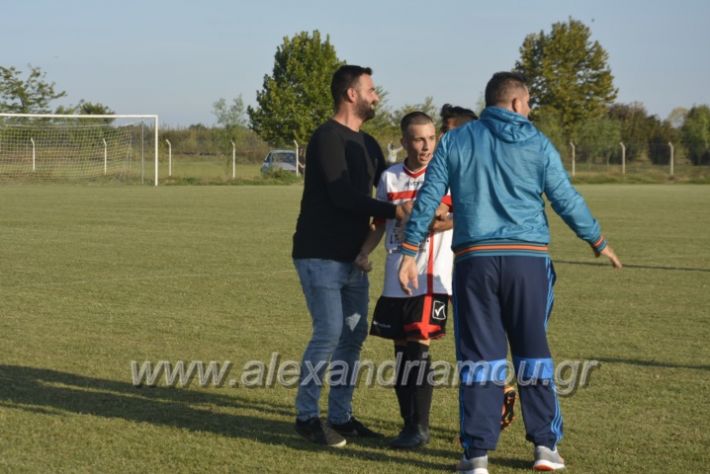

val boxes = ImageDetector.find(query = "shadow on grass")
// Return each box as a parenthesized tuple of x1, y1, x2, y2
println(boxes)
(594, 357, 710, 371)
(555, 259, 710, 273)
(0, 365, 458, 471)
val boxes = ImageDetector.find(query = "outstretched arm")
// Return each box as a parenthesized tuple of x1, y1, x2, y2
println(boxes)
(314, 131, 396, 220)
(543, 139, 622, 268)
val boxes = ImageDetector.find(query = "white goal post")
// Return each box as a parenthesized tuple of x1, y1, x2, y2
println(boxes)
(0, 113, 160, 185)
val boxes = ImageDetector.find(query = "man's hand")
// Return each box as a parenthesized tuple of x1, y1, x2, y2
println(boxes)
(354, 252, 372, 272)
(598, 245, 622, 269)
(398, 255, 418, 295)
(395, 200, 414, 221)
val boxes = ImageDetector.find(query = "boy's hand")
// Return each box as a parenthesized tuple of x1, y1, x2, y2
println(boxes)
(429, 214, 453, 233)
(434, 201, 450, 220)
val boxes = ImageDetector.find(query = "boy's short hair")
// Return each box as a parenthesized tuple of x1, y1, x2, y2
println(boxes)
(400, 111, 434, 136)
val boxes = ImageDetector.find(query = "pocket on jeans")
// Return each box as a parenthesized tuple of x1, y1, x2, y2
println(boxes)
(347, 266, 368, 287)
(301, 259, 349, 289)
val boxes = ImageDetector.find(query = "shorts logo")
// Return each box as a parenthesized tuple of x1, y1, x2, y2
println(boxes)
(432, 300, 447, 321)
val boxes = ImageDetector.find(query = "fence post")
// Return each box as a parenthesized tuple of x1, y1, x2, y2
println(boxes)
(30, 137, 36, 172)
(165, 139, 172, 177)
(140, 122, 144, 184)
(103, 138, 108, 175)
(231, 141, 236, 179)
(569, 141, 576, 177)
(293, 139, 299, 176)
(668, 142, 674, 177)
(619, 142, 626, 175)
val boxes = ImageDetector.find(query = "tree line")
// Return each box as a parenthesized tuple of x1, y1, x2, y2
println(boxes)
(244, 23, 708, 166)
(2, 19, 709, 166)
(0, 65, 269, 162)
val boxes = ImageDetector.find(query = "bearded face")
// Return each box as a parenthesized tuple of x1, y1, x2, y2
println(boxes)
(355, 95, 377, 121)
(352, 74, 379, 122)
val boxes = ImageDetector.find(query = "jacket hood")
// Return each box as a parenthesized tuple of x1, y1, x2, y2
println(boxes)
(480, 107, 538, 144)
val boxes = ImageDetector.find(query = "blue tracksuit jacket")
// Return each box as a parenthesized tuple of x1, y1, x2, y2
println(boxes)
(400, 107, 607, 260)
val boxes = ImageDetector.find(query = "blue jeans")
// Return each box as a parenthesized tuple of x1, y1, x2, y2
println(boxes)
(293, 258, 370, 424)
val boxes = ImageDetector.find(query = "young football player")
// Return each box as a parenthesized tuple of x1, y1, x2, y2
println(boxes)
(355, 111, 452, 449)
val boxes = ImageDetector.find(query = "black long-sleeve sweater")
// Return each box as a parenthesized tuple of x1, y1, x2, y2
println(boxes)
(292, 119, 396, 262)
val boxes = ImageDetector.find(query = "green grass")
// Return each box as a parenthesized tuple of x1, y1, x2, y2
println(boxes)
(159, 156, 265, 182)
(4, 153, 709, 185)
(0, 156, 267, 185)
(0, 184, 708, 473)
(566, 161, 710, 184)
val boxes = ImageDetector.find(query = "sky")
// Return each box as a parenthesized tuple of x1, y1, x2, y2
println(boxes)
(3, 0, 709, 127)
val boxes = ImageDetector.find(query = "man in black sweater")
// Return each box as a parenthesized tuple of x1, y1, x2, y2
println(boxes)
(292, 65, 410, 447)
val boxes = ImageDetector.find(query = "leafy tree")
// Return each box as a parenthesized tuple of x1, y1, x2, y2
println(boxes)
(52, 100, 116, 123)
(605, 103, 684, 164)
(53, 104, 78, 115)
(392, 96, 438, 124)
(0, 65, 66, 113)
(78, 100, 114, 115)
(248, 30, 343, 146)
(363, 94, 442, 153)
(67, 100, 117, 124)
(213, 95, 247, 128)
(533, 110, 566, 159)
(647, 119, 679, 165)
(575, 116, 621, 164)
(514, 18, 617, 139)
(607, 102, 661, 162)
(681, 105, 710, 165)
(361, 86, 398, 146)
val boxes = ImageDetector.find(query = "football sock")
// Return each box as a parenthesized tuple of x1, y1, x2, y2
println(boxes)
(465, 447, 487, 459)
(393, 344, 413, 424)
(405, 341, 433, 429)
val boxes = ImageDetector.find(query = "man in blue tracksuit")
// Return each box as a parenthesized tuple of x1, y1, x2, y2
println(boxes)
(398, 72, 622, 473)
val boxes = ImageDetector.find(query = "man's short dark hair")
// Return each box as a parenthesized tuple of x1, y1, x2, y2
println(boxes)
(485, 72, 528, 107)
(440, 104, 478, 133)
(400, 111, 434, 135)
(331, 65, 373, 108)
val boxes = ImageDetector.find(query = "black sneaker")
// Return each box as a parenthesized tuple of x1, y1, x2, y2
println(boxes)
(295, 417, 346, 448)
(329, 416, 383, 438)
(389, 424, 430, 450)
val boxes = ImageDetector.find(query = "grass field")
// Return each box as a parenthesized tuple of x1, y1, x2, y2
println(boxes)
(1, 184, 709, 473)
(3, 152, 709, 185)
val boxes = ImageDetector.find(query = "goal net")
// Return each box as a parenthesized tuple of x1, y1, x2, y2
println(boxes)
(0, 113, 159, 185)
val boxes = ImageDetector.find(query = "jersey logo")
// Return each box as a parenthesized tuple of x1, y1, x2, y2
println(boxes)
(432, 300, 447, 321)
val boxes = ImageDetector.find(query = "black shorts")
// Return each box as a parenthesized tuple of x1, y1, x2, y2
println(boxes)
(370, 294, 449, 341)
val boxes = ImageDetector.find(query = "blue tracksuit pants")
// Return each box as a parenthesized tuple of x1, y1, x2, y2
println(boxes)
(452, 255, 562, 452)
